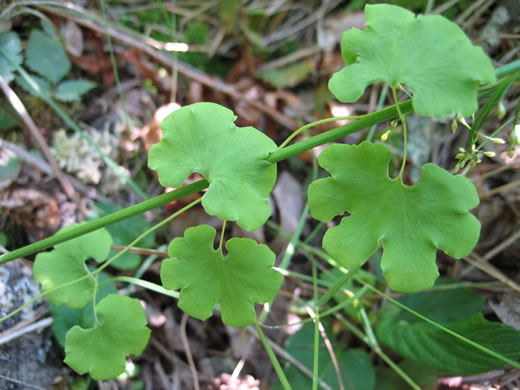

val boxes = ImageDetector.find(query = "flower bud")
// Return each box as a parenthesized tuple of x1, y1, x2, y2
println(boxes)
(381, 130, 391, 142)
(497, 101, 506, 120)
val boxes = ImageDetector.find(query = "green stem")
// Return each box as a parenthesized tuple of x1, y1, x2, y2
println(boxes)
(1, 102, 413, 264)
(391, 86, 408, 179)
(334, 315, 421, 390)
(317, 265, 361, 308)
(266, 100, 414, 164)
(278, 115, 364, 150)
(254, 323, 292, 390)
(92, 273, 100, 325)
(218, 220, 227, 254)
(104, 276, 180, 299)
(0, 180, 208, 264)
(96, 198, 202, 273)
(312, 260, 320, 390)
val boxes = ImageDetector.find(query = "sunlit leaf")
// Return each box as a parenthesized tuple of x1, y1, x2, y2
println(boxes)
(0, 32, 23, 83)
(328, 4, 495, 117)
(160, 225, 283, 327)
(148, 103, 277, 231)
(64, 294, 151, 380)
(308, 142, 480, 292)
(33, 225, 112, 308)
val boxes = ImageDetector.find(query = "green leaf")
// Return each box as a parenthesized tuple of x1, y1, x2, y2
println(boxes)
(0, 32, 23, 83)
(328, 4, 496, 117)
(26, 29, 71, 84)
(0, 105, 18, 130)
(55, 79, 96, 102)
(160, 224, 282, 327)
(375, 361, 438, 390)
(90, 202, 155, 270)
(273, 322, 375, 390)
(64, 294, 151, 380)
(0, 232, 6, 247)
(50, 270, 117, 347)
(148, 103, 277, 231)
(0, 148, 22, 190)
(33, 224, 112, 308)
(308, 142, 480, 292)
(376, 284, 520, 374)
(15, 74, 52, 97)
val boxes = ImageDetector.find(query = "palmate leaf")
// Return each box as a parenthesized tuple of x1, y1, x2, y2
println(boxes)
(50, 270, 117, 347)
(308, 142, 480, 292)
(376, 282, 520, 374)
(64, 294, 151, 380)
(329, 4, 495, 117)
(148, 103, 277, 231)
(33, 224, 112, 308)
(160, 225, 283, 327)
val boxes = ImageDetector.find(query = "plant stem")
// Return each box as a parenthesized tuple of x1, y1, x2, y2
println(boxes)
(218, 221, 227, 254)
(0, 180, 208, 264)
(317, 265, 361, 308)
(334, 315, 421, 390)
(278, 115, 364, 150)
(312, 260, 320, 390)
(254, 323, 292, 390)
(266, 100, 414, 164)
(391, 86, 408, 180)
(0, 198, 200, 323)
(97, 198, 202, 272)
(0, 101, 414, 265)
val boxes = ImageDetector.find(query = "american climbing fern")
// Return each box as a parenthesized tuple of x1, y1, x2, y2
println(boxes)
(1, 3, 520, 387)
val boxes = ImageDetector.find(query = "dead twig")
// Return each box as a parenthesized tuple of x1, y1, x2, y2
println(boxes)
(464, 253, 520, 293)
(0, 76, 77, 202)
(0, 317, 52, 345)
(180, 313, 200, 390)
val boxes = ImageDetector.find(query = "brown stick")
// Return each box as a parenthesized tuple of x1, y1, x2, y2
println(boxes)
(0, 76, 77, 201)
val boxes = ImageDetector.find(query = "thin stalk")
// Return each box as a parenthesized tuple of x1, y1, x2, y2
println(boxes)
(218, 221, 227, 254)
(92, 273, 100, 325)
(317, 265, 361, 308)
(361, 283, 520, 371)
(334, 315, 421, 390)
(278, 115, 364, 150)
(366, 83, 389, 142)
(96, 198, 202, 273)
(254, 323, 292, 390)
(266, 100, 414, 164)
(0, 180, 208, 263)
(279, 203, 309, 270)
(99, 0, 130, 132)
(312, 260, 320, 390)
(391, 86, 408, 179)
(105, 276, 179, 299)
